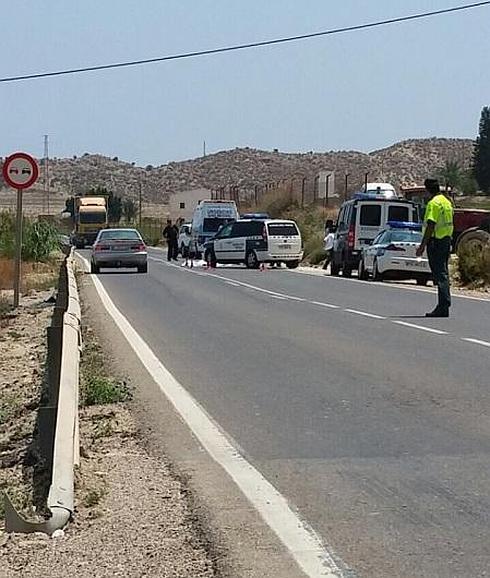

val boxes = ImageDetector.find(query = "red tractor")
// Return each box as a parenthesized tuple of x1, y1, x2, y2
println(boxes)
(400, 186, 490, 254)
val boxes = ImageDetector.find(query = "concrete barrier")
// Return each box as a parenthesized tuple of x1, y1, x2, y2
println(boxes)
(4, 250, 81, 534)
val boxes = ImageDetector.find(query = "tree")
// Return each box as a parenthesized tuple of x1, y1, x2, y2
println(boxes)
(122, 198, 138, 223)
(64, 197, 75, 222)
(473, 106, 490, 194)
(438, 160, 463, 190)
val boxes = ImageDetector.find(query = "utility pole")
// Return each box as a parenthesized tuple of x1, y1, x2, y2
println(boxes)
(364, 172, 369, 192)
(138, 178, 142, 229)
(344, 173, 350, 201)
(203, 140, 206, 157)
(44, 135, 49, 213)
(301, 177, 306, 208)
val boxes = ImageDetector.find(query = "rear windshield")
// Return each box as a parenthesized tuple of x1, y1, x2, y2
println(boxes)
(79, 211, 106, 224)
(99, 230, 141, 241)
(388, 231, 423, 243)
(203, 218, 232, 232)
(267, 223, 299, 236)
(388, 205, 410, 222)
(359, 205, 381, 226)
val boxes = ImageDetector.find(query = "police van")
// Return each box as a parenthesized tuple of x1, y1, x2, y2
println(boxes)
(331, 192, 420, 277)
(203, 218, 303, 269)
(191, 200, 240, 257)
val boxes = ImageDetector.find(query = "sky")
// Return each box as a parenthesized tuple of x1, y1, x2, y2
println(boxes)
(1, 1, 489, 166)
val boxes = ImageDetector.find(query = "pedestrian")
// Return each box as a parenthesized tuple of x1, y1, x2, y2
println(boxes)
(181, 226, 194, 268)
(323, 220, 335, 270)
(416, 178, 454, 317)
(162, 219, 179, 262)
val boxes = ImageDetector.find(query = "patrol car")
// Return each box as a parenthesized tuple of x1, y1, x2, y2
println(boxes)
(331, 192, 420, 277)
(359, 221, 431, 284)
(203, 219, 303, 268)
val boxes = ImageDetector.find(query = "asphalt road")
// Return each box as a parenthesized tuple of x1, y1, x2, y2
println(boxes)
(81, 248, 490, 577)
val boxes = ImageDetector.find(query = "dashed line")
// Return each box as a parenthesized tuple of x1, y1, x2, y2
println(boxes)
(310, 301, 340, 309)
(344, 309, 386, 320)
(145, 254, 490, 348)
(462, 337, 490, 348)
(391, 320, 448, 335)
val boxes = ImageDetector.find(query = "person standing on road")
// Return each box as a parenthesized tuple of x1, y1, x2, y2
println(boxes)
(323, 221, 335, 271)
(162, 219, 179, 262)
(416, 178, 454, 317)
(181, 226, 194, 268)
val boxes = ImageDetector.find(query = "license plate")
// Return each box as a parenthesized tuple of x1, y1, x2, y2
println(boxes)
(409, 261, 426, 267)
(112, 246, 129, 252)
(282, 244, 291, 249)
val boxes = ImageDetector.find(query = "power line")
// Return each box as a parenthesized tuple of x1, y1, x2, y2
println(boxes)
(1, 1, 489, 84)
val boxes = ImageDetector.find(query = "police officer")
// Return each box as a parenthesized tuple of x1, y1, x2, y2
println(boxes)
(416, 178, 454, 317)
(162, 219, 179, 262)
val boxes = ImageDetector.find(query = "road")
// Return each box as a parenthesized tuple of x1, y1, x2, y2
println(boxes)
(80, 248, 490, 577)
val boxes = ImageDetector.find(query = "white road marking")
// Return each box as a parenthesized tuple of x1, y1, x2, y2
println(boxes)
(391, 320, 448, 335)
(293, 266, 490, 303)
(78, 254, 344, 578)
(310, 301, 340, 309)
(462, 337, 490, 348)
(145, 253, 490, 349)
(344, 309, 386, 320)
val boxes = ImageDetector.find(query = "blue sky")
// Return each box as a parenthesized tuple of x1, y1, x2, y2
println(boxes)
(1, 1, 489, 165)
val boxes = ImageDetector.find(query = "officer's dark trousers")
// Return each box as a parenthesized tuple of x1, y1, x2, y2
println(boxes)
(427, 237, 451, 312)
(167, 241, 178, 261)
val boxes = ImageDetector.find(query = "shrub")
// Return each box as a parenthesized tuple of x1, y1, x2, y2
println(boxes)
(457, 242, 490, 285)
(82, 376, 132, 406)
(0, 212, 59, 262)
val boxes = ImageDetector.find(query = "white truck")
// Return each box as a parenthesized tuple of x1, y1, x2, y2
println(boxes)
(191, 199, 239, 258)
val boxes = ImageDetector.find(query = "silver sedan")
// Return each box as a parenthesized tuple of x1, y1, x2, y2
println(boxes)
(90, 228, 148, 274)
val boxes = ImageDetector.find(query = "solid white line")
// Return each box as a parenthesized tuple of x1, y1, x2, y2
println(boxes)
(78, 255, 343, 577)
(225, 281, 240, 287)
(310, 301, 340, 309)
(344, 309, 386, 320)
(391, 320, 448, 335)
(462, 337, 490, 348)
(270, 295, 287, 301)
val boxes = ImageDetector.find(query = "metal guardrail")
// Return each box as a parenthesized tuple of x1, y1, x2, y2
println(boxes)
(4, 250, 81, 534)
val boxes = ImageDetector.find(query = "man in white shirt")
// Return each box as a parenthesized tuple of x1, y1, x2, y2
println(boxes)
(323, 226, 335, 270)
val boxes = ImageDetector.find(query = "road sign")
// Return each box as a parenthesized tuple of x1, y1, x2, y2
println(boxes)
(2, 152, 39, 190)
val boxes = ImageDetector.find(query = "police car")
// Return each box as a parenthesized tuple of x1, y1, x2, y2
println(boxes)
(359, 221, 431, 285)
(203, 219, 303, 268)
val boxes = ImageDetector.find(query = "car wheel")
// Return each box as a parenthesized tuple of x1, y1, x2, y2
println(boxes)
(90, 261, 99, 274)
(138, 263, 148, 274)
(285, 260, 299, 269)
(358, 259, 369, 280)
(373, 260, 383, 281)
(245, 250, 259, 269)
(416, 277, 429, 286)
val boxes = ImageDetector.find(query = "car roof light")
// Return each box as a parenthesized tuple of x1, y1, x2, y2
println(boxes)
(386, 221, 422, 230)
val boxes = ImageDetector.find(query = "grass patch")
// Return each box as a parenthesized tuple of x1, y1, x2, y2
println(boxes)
(81, 327, 133, 407)
(83, 485, 107, 508)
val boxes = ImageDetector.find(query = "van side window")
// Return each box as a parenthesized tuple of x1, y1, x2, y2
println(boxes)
(388, 205, 409, 222)
(360, 205, 381, 226)
(231, 221, 262, 237)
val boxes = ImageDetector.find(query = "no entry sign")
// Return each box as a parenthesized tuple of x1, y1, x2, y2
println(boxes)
(2, 152, 39, 190)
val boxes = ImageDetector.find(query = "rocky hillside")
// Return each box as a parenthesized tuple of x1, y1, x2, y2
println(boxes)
(1, 138, 475, 204)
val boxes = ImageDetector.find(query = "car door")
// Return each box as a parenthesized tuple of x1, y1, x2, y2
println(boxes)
(213, 223, 234, 261)
(364, 231, 387, 271)
(356, 202, 382, 250)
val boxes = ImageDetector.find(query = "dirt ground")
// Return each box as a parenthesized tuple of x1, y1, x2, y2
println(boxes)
(0, 292, 217, 578)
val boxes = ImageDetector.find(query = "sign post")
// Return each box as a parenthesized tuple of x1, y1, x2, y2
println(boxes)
(2, 152, 39, 308)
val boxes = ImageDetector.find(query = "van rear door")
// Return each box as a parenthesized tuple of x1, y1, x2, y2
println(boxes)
(266, 222, 301, 256)
(355, 203, 383, 250)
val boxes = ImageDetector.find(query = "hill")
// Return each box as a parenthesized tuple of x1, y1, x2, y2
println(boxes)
(0, 138, 475, 210)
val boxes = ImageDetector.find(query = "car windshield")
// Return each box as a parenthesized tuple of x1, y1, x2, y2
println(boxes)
(203, 218, 230, 232)
(98, 230, 141, 241)
(79, 211, 106, 224)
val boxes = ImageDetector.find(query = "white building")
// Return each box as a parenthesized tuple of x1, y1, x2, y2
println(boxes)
(168, 188, 211, 222)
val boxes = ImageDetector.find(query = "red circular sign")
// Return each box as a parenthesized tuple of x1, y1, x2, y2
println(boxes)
(2, 152, 39, 190)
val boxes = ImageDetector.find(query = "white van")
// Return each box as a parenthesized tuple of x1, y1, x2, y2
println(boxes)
(191, 200, 239, 257)
(331, 192, 420, 277)
(203, 219, 303, 269)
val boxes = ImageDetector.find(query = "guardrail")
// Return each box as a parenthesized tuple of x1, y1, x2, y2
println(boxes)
(4, 250, 81, 534)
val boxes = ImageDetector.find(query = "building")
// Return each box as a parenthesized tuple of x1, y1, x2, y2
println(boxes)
(168, 188, 211, 222)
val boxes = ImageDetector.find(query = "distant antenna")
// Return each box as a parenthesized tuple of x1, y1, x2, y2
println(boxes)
(203, 140, 206, 157)
(43, 135, 50, 213)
